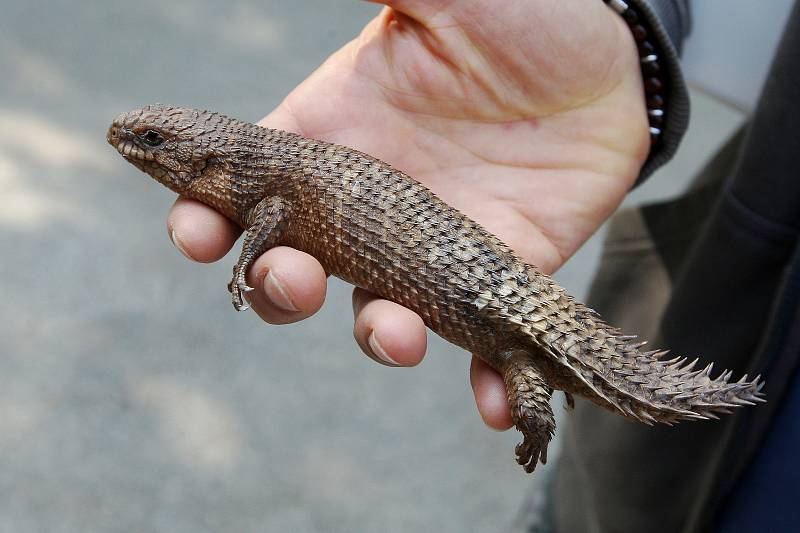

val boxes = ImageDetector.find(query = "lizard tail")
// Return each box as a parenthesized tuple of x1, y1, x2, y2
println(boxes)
(538, 305, 766, 425)
(581, 342, 764, 425)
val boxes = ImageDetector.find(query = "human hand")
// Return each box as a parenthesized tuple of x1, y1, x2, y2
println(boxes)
(167, 0, 649, 430)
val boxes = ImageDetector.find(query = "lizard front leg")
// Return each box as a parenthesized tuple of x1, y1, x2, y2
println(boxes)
(229, 196, 289, 311)
(502, 354, 556, 473)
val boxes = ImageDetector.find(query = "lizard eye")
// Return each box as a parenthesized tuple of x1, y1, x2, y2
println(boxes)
(141, 129, 165, 147)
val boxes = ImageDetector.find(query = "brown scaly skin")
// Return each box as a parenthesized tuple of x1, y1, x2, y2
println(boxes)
(108, 105, 765, 473)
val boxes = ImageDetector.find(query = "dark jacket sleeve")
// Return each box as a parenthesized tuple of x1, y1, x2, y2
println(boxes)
(643, 0, 692, 53)
(626, 0, 692, 183)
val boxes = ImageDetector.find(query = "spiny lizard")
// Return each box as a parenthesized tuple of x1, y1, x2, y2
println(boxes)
(108, 105, 764, 473)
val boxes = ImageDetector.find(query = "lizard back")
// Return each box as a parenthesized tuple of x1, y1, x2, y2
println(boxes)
(270, 136, 764, 425)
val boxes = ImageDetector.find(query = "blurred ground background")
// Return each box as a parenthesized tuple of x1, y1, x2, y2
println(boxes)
(0, 1, 744, 532)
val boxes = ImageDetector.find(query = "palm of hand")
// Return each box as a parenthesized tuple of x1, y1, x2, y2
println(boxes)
(264, 0, 649, 274)
(169, 0, 651, 431)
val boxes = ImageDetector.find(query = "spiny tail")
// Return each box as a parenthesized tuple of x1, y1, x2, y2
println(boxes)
(541, 304, 765, 425)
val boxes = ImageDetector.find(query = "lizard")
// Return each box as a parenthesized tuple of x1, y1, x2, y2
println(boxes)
(107, 104, 765, 473)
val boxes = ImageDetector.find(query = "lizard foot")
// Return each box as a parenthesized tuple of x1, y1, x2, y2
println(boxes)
(503, 356, 556, 474)
(228, 278, 255, 311)
(515, 425, 552, 473)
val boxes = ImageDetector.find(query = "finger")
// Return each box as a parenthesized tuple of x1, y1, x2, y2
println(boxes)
(167, 197, 241, 263)
(352, 288, 427, 367)
(470, 356, 514, 430)
(242, 246, 328, 325)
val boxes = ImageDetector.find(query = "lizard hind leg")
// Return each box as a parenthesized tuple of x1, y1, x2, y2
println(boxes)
(502, 355, 556, 473)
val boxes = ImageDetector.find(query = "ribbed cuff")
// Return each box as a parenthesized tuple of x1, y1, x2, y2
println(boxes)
(642, 0, 692, 53)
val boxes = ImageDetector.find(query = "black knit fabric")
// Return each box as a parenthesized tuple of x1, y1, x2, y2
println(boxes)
(645, 0, 692, 53)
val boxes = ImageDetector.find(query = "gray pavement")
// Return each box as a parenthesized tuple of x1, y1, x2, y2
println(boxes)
(0, 2, 743, 532)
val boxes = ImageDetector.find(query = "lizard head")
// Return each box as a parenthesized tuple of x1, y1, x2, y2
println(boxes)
(107, 104, 229, 193)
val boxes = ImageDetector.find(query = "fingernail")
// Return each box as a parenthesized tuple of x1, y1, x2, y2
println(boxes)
(263, 270, 299, 312)
(169, 227, 193, 260)
(368, 332, 400, 366)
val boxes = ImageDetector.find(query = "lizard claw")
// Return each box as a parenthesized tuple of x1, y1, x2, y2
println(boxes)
(229, 279, 254, 312)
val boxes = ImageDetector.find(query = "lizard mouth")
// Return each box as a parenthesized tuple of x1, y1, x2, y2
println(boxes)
(107, 123, 155, 162)
(107, 120, 172, 183)
(115, 139, 155, 162)
(113, 139, 169, 180)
